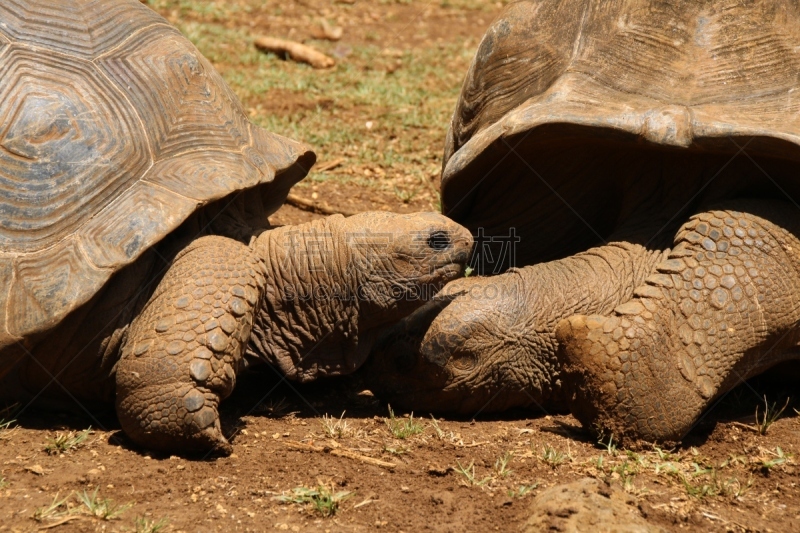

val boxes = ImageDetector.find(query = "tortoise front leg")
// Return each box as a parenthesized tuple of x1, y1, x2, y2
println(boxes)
(556, 201, 800, 445)
(115, 236, 265, 454)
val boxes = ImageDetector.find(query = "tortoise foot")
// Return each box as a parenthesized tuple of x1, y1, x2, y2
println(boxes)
(115, 236, 264, 454)
(557, 201, 800, 445)
(555, 312, 688, 446)
(116, 380, 232, 454)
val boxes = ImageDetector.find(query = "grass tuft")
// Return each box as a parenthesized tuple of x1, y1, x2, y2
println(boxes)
(44, 428, 91, 455)
(321, 411, 356, 439)
(758, 446, 793, 472)
(454, 460, 493, 487)
(507, 484, 537, 498)
(494, 452, 514, 477)
(755, 395, 790, 435)
(135, 516, 169, 533)
(540, 444, 571, 467)
(33, 493, 74, 522)
(75, 487, 133, 520)
(0, 403, 18, 440)
(276, 485, 352, 517)
(255, 396, 291, 417)
(384, 405, 424, 439)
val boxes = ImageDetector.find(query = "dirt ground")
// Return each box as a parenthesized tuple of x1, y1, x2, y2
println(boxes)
(2, 1, 799, 532)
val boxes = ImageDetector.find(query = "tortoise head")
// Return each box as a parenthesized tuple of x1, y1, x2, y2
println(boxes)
(360, 273, 549, 415)
(336, 211, 474, 329)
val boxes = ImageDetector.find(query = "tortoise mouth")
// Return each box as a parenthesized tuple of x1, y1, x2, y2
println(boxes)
(443, 127, 800, 274)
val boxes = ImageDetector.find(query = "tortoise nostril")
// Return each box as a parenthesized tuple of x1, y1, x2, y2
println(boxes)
(420, 331, 464, 367)
(428, 230, 451, 251)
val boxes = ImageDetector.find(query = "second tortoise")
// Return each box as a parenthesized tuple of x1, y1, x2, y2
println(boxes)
(364, 0, 800, 444)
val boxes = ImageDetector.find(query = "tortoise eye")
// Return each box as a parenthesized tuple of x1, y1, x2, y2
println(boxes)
(427, 231, 451, 251)
(450, 349, 478, 372)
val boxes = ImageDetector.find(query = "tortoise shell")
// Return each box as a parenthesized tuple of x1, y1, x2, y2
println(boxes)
(0, 0, 314, 348)
(441, 0, 800, 271)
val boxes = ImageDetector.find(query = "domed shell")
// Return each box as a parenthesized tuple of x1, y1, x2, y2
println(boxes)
(0, 0, 315, 348)
(441, 0, 800, 269)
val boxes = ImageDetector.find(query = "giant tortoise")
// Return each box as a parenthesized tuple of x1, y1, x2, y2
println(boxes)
(364, 0, 800, 445)
(0, 0, 472, 453)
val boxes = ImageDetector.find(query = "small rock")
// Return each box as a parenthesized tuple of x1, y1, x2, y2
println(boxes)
(331, 44, 352, 58)
(523, 478, 664, 533)
(427, 464, 453, 476)
(25, 464, 45, 476)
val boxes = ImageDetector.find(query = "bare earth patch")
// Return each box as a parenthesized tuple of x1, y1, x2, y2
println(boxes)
(1, 373, 799, 532)
(1, 1, 799, 532)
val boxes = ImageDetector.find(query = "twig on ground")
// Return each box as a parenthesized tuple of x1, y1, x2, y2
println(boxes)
(285, 193, 359, 217)
(37, 516, 83, 530)
(284, 440, 396, 470)
(314, 158, 344, 172)
(254, 37, 335, 68)
(730, 421, 760, 433)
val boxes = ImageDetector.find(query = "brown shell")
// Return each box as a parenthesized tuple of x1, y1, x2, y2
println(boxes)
(0, 0, 315, 347)
(442, 0, 800, 268)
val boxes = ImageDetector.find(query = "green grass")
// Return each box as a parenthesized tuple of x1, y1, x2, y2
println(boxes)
(454, 460, 493, 487)
(494, 452, 514, 477)
(507, 484, 537, 498)
(540, 444, 572, 467)
(135, 516, 169, 533)
(33, 493, 74, 522)
(0, 403, 18, 438)
(384, 405, 424, 439)
(755, 396, 790, 435)
(142, 0, 481, 205)
(758, 446, 792, 471)
(584, 442, 768, 501)
(276, 485, 353, 517)
(75, 487, 133, 520)
(144, 0, 255, 21)
(44, 428, 91, 455)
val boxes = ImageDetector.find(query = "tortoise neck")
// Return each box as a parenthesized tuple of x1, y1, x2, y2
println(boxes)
(248, 216, 362, 381)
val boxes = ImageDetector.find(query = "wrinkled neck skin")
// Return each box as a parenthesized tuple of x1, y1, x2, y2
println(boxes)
(248, 215, 365, 381)
(365, 241, 670, 414)
(508, 242, 670, 403)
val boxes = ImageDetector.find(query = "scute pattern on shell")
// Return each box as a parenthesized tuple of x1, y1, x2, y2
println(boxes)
(443, 0, 800, 209)
(0, 0, 314, 349)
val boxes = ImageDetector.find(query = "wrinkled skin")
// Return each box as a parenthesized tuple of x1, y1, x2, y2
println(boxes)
(366, 201, 800, 447)
(6, 210, 471, 454)
(362, 241, 668, 415)
(115, 211, 471, 453)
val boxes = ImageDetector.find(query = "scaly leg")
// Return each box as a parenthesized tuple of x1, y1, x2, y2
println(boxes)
(115, 236, 265, 453)
(557, 201, 800, 444)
